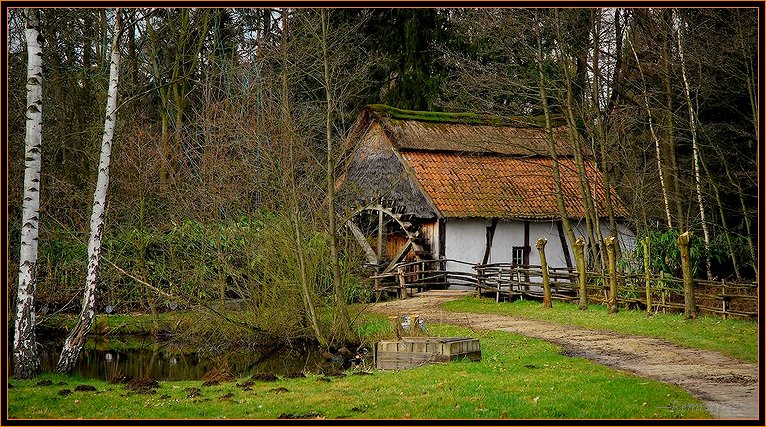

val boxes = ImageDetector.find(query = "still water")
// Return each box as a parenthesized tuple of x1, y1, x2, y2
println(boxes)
(29, 336, 327, 381)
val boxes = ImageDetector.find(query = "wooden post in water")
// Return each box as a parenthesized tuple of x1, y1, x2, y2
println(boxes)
(605, 236, 618, 314)
(536, 238, 552, 308)
(573, 237, 587, 310)
(678, 231, 697, 319)
(643, 236, 652, 315)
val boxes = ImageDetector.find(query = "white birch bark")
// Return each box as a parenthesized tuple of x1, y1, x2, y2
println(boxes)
(56, 9, 121, 373)
(676, 11, 712, 280)
(628, 38, 674, 230)
(13, 8, 43, 379)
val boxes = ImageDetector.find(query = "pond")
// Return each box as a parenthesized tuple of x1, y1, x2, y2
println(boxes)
(20, 335, 351, 381)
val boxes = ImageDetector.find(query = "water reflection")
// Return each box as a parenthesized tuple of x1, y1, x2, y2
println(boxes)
(24, 336, 326, 381)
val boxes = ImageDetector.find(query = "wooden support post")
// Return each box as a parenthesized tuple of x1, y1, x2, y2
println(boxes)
(605, 236, 618, 314)
(377, 203, 384, 257)
(573, 237, 587, 310)
(722, 280, 728, 320)
(643, 236, 652, 315)
(397, 266, 406, 300)
(536, 237, 552, 308)
(678, 231, 697, 319)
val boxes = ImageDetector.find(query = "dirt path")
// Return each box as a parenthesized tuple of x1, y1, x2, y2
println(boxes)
(369, 290, 759, 419)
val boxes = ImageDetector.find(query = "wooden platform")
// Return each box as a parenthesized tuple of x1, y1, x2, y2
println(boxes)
(374, 337, 481, 370)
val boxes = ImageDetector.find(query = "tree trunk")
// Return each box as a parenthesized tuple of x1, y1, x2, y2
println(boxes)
(678, 231, 697, 319)
(661, 12, 684, 232)
(281, 9, 325, 348)
(573, 237, 587, 310)
(676, 11, 712, 280)
(605, 236, 618, 314)
(628, 38, 674, 230)
(13, 8, 44, 380)
(589, 9, 621, 263)
(56, 9, 122, 374)
(536, 238, 552, 308)
(534, 10, 581, 276)
(554, 10, 604, 271)
(320, 10, 349, 337)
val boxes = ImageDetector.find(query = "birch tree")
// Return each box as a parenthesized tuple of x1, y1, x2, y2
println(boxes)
(13, 8, 44, 380)
(56, 9, 122, 374)
(675, 10, 711, 280)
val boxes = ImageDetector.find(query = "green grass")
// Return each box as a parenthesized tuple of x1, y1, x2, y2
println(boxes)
(9, 323, 709, 419)
(444, 297, 758, 363)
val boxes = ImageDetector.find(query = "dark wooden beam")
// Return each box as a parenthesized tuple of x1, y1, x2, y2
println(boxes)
(482, 218, 499, 265)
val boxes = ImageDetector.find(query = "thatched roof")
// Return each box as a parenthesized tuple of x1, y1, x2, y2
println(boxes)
(360, 104, 590, 157)
(339, 105, 625, 220)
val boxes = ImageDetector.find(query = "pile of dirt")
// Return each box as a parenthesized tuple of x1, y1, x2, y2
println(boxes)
(250, 372, 278, 382)
(201, 380, 220, 387)
(124, 377, 160, 394)
(201, 369, 235, 382)
(73, 385, 97, 392)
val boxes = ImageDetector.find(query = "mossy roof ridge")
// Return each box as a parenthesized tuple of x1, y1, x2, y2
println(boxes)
(366, 104, 565, 128)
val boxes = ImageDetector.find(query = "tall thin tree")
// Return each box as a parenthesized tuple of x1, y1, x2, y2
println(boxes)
(56, 9, 122, 373)
(320, 9, 350, 338)
(13, 8, 44, 380)
(675, 10, 712, 280)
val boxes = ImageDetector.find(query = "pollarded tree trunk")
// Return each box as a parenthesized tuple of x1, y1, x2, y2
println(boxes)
(56, 9, 122, 374)
(13, 8, 44, 380)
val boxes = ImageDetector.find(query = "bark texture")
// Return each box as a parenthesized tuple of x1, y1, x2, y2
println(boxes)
(57, 9, 121, 374)
(13, 8, 44, 380)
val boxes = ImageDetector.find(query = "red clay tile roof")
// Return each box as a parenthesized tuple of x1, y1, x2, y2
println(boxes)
(401, 151, 628, 220)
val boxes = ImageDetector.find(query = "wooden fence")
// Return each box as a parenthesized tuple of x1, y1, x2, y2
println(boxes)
(370, 259, 758, 319)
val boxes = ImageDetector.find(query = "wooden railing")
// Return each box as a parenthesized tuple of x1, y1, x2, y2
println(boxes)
(371, 259, 758, 319)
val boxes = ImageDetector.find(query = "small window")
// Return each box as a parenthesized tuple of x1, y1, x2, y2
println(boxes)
(512, 246, 525, 266)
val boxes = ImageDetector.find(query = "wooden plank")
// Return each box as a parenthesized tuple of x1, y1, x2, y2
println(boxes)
(347, 221, 379, 265)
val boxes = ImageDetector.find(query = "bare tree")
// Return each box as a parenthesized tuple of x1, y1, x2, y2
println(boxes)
(57, 9, 122, 373)
(628, 36, 673, 230)
(13, 8, 44, 380)
(675, 10, 711, 280)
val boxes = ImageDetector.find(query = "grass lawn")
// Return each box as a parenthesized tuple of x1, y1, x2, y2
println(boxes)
(443, 297, 758, 363)
(9, 322, 709, 419)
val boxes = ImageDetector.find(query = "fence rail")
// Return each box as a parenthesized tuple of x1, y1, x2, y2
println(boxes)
(370, 258, 758, 319)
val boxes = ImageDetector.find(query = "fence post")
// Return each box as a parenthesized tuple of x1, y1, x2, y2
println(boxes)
(722, 280, 728, 320)
(659, 271, 666, 313)
(678, 231, 697, 319)
(536, 238, 551, 308)
(643, 236, 652, 315)
(474, 264, 481, 298)
(573, 237, 587, 310)
(605, 236, 618, 314)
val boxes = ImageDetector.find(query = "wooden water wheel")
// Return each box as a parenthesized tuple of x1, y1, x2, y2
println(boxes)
(346, 199, 433, 273)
